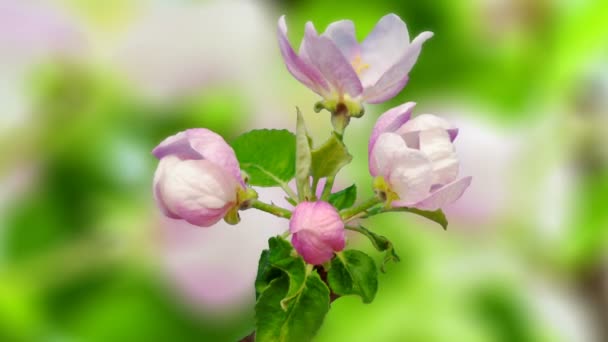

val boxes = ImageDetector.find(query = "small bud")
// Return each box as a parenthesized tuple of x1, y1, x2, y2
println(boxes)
(289, 201, 345, 265)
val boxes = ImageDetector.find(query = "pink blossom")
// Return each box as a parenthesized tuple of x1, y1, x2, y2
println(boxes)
(289, 201, 345, 265)
(368, 102, 471, 210)
(152, 129, 245, 227)
(277, 14, 433, 113)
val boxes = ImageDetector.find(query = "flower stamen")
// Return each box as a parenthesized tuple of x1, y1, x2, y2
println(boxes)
(351, 55, 370, 75)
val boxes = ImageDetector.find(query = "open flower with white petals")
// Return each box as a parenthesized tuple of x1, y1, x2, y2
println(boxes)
(368, 102, 471, 210)
(278, 14, 433, 116)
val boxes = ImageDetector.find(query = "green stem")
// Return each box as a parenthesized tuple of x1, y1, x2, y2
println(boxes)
(311, 177, 320, 201)
(340, 197, 382, 221)
(279, 182, 298, 203)
(320, 175, 335, 201)
(250, 199, 292, 219)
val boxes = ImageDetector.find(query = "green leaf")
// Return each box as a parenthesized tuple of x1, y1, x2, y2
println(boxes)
(310, 133, 352, 179)
(255, 237, 306, 300)
(403, 208, 448, 230)
(346, 225, 400, 273)
(295, 109, 312, 201)
(255, 271, 330, 342)
(328, 250, 378, 303)
(328, 184, 357, 210)
(365, 206, 448, 230)
(231, 129, 296, 186)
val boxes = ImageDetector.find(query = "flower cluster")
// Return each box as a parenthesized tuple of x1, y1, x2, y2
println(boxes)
(152, 13, 470, 341)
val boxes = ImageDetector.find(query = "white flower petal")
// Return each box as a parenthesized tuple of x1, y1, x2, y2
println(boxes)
(370, 132, 408, 177)
(419, 128, 459, 185)
(388, 149, 433, 204)
(360, 14, 410, 87)
(323, 20, 359, 61)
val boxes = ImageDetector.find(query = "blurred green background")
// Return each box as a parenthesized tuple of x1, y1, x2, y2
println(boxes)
(1, 0, 607, 341)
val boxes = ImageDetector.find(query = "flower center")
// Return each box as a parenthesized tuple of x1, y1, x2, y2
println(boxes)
(351, 55, 370, 75)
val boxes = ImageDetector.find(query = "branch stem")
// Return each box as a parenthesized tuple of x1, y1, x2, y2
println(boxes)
(250, 200, 292, 219)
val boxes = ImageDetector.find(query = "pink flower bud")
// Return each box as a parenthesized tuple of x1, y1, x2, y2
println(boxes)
(289, 201, 345, 265)
(153, 129, 245, 227)
(368, 103, 471, 210)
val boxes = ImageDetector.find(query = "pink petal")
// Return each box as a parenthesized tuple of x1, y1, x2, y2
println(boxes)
(289, 201, 345, 265)
(419, 128, 459, 185)
(153, 128, 243, 186)
(323, 20, 359, 61)
(359, 14, 410, 87)
(405, 176, 472, 211)
(363, 31, 433, 103)
(158, 158, 238, 227)
(303, 22, 363, 97)
(368, 102, 416, 163)
(277, 16, 330, 97)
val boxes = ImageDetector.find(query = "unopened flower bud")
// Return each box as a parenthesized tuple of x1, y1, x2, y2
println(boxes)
(289, 201, 345, 264)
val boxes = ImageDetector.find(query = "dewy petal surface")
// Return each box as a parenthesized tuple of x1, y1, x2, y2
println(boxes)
(277, 16, 329, 96)
(419, 128, 459, 185)
(359, 14, 410, 87)
(303, 22, 363, 97)
(368, 102, 416, 161)
(408, 176, 472, 210)
(159, 159, 238, 227)
(323, 20, 359, 61)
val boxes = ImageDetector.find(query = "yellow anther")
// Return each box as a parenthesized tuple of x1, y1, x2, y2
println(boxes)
(351, 55, 370, 75)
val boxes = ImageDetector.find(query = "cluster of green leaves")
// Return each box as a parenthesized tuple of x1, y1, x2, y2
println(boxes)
(254, 237, 378, 342)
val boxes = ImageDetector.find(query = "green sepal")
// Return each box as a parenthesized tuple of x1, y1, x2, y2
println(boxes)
(295, 109, 312, 201)
(327, 250, 378, 303)
(310, 133, 352, 180)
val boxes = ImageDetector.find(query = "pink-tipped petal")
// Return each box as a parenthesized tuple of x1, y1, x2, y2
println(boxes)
(157, 158, 238, 227)
(277, 16, 330, 96)
(368, 102, 416, 159)
(323, 20, 359, 61)
(407, 176, 472, 211)
(363, 31, 433, 103)
(419, 128, 459, 185)
(303, 22, 363, 97)
(153, 128, 243, 186)
(290, 201, 345, 265)
(359, 14, 410, 87)
(369, 132, 408, 177)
